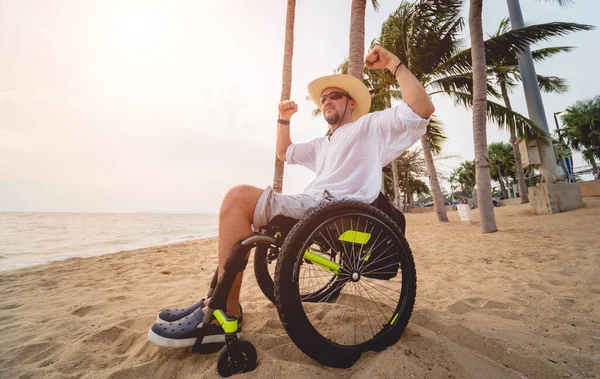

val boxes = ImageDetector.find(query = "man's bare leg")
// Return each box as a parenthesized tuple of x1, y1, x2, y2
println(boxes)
(205, 185, 264, 319)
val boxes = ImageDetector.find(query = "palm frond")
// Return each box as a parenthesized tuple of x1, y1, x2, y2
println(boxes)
(442, 91, 550, 144)
(426, 73, 500, 98)
(380, 0, 465, 81)
(370, 0, 379, 11)
(427, 115, 446, 155)
(535, 0, 575, 6)
(370, 90, 403, 101)
(498, 46, 575, 67)
(531, 46, 575, 62)
(494, 17, 511, 36)
(537, 74, 568, 93)
(434, 22, 594, 77)
(561, 95, 600, 158)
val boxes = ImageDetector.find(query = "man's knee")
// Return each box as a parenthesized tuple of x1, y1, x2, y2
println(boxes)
(221, 185, 263, 219)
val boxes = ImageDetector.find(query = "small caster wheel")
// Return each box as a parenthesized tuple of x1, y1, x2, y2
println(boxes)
(217, 339, 257, 377)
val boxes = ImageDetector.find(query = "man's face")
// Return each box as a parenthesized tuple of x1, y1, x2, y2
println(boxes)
(320, 87, 355, 125)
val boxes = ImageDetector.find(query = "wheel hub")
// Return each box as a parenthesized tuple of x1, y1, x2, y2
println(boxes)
(351, 272, 361, 282)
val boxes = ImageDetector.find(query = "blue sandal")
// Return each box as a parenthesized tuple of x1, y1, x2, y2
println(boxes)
(148, 308, 241, 350)
(156, 298, 206, 323)
(157, 299, 243, 323)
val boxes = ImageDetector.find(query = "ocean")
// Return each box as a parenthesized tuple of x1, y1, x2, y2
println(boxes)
(0, 212, 219, 272)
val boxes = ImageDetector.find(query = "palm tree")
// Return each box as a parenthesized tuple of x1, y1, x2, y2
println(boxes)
(377, 0, 591, 229)
(449, 171, 458, 202)
(411, 179, 431, 203)
(377, 1, 584, 224)
(383, 148, 428, 211)
(452, 160, 477, 198)
(348, 0, 379, 79)
(560, 95, 600, 173)
(272, 0, 296, 193)
(469, 0, 497, 232)
(477, 18, 592, 203)
(488, 141, 517, 199)
(375, 1, 508, 225)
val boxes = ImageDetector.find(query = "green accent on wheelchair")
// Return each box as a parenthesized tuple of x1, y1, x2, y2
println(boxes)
(303, 250, 340, 273)
(363, 252, 372, 262)
(214, 309, 239, 333)
(338, 230, 371, 245)
(390, 313, 399, 325)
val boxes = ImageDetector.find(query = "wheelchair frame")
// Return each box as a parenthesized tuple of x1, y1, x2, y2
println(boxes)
(192, 200, 414, 377)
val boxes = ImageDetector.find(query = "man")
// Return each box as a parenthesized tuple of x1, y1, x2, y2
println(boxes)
(148, 45, 434, 348)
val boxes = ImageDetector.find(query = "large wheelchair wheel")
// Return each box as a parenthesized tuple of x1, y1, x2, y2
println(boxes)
(274, 200, 416, 368)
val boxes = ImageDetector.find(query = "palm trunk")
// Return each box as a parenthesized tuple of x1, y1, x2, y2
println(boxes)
(498, 78, 529, 203)
(589, 156, 598, 174)
(272, 0, 296, 193)
(498, 174, 508, 199)
(421, 135, 448, 222)
(392, 160, 401, 208)
(348, 0, 367, 79)
(402, 174, 412, 213)
(405, 179, 411, 212)
(470, 0, 497, 233)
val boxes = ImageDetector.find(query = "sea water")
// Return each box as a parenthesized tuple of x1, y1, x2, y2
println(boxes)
(0, 212, 218, 272)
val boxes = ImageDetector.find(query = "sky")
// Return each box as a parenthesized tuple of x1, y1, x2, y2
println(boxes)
(1, 0, 598, 213)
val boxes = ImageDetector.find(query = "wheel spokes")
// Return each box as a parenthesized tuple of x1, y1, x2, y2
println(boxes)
(296, 213, 405, 347)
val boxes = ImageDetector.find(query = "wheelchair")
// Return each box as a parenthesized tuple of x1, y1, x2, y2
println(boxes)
(188, 197, 416, 377)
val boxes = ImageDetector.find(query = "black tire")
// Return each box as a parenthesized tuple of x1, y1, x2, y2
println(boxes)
(216, 339, 257, 377)
(274, 200, 416, 368)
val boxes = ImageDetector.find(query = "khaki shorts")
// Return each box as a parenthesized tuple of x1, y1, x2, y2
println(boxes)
(252, 186, 335, 230)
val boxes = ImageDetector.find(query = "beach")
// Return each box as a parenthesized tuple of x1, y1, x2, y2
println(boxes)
(1, 198, 598, 379)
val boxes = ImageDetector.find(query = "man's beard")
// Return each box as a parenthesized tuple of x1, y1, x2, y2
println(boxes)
(324, 109, 341, 125)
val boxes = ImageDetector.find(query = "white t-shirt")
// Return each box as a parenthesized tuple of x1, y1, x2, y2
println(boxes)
(286, 101, 430, 204)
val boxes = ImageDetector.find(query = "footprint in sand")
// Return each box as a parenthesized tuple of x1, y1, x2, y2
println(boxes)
(38, 280, 58, 288)
(86, 326, 127, 345)
(447, 300, 473, 315)
(111, 331, 138, 355)
(448, 298, 515, 315)
(559, 298, 575, 309)
(71, 305, 93, 317)
(0, 315, 14, 322)
(6, 341, 60, 366)
(481, 300, 512, 310)
(0, 303, 22, 310)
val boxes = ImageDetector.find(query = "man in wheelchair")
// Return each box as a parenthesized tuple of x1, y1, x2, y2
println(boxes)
(148, 45, 434, 353)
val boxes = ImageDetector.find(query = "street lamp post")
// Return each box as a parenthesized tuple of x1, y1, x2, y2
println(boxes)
(553, 111, 575, 183)
(506, 0, 561, 182)
(553, 111, 563, 142)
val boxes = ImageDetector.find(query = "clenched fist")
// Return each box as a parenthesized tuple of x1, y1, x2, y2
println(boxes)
(365, 45, 401, 71)
(279, 100, 298, 120)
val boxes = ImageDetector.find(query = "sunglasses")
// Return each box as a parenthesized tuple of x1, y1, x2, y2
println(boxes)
(319, 91, 352, 105)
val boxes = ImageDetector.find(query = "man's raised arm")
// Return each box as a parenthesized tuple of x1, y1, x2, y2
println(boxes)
(276, 100, 298, 161)
(365, 45, 435, 119)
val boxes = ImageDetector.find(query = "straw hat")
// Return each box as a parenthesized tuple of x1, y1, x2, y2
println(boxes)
(308, 74, 371, 121)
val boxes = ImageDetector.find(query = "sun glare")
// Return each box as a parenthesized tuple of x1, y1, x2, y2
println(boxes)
(111, 6, 165, 60)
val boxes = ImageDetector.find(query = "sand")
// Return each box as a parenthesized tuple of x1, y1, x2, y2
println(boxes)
(1, 198, 599, 379)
